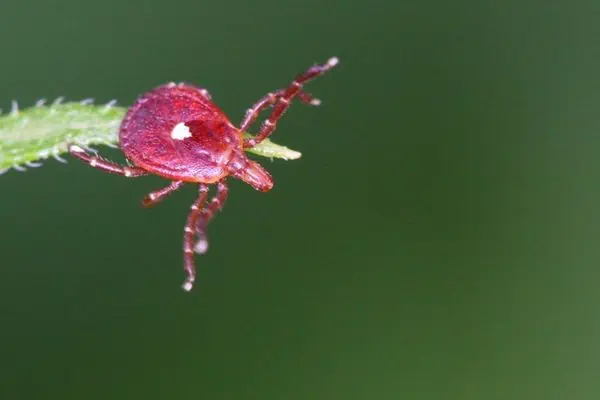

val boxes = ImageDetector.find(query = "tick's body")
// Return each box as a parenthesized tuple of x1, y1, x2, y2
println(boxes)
(69, 57, 338, 291)
(121, 84, 244, 184)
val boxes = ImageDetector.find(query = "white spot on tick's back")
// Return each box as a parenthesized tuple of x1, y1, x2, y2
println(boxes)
(171, 122, 192, 141)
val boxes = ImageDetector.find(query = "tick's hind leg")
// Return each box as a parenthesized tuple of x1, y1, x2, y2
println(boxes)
(243, 57, 339, 148)
(182, 184, 210, 291)
(69, 145, 148, 177)
(141, 181, 185, 207)
(194, 181, 229, 254)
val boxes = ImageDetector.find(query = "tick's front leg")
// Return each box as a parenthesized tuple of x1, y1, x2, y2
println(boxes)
(69, 145, 148, 177)
(239, 89, 320, 132)
(243, 57, 339, 148)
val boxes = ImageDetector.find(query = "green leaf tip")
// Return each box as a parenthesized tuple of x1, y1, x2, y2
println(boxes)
(0, 98, 301, 174)
(243, 133, 302, 160)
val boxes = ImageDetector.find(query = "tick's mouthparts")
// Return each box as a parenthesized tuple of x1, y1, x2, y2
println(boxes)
(228, 150, 274, 192)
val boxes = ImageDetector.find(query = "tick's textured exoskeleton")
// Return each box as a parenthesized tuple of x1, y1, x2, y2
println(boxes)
(69, 57, 339, 291)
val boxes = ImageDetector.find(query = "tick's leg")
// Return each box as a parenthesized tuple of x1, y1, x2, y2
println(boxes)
(243, 57, 339, 148)
(194, 181, 229, 254)
(182, 184, 210, 292)
(68, 145, 147, 177)
(240, 89, 320, 132)
(141, 181, 185, 207)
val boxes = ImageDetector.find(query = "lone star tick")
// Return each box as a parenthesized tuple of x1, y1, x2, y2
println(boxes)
(69, 57, 339, 291)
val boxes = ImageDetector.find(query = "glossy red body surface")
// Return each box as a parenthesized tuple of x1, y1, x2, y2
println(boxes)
(119, 83, 242, 184)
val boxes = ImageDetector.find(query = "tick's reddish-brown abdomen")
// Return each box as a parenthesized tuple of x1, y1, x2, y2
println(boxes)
(119, 83, 242, 183)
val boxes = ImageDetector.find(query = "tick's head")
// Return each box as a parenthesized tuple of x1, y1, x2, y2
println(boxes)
(182, 120, 273, 190)
(227, 149, 273, 192)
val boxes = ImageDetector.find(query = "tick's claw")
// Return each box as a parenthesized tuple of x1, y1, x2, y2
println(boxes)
(182, 279, 194, 292)
(326, 57, 340, 68)
(141, 195, 156, 207)
(194, 235, 209, 254)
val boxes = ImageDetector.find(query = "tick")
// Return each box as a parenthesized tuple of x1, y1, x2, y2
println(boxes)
(68, 57, 339, 291)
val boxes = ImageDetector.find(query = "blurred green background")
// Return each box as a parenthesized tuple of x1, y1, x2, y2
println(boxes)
(1, 0, 600, 399)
